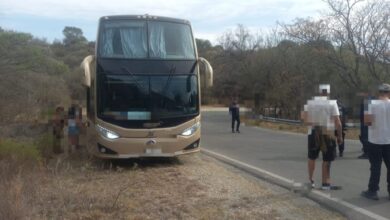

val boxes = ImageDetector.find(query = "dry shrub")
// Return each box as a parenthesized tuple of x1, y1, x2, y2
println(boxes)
(0, 71, 71, 124)
(34, 133, 55, 161)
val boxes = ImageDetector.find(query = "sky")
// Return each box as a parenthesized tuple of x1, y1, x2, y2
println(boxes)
(0, 0, 328, 44)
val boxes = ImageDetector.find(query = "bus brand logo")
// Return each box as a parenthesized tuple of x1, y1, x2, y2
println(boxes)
(147, 131, 155, 138)
(146, 139, 157, 145)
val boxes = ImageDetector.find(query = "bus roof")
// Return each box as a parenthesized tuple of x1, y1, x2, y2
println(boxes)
(99, 15, 191, 25)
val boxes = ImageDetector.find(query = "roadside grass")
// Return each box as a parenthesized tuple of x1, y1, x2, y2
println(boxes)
(0, 138, 43, 220)
(0, 139, 42, 162)
(242, 116, 360, 140)
(0, 129, 346, 219)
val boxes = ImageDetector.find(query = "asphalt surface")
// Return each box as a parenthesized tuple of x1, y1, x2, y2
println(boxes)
(201, 110, 390, 219)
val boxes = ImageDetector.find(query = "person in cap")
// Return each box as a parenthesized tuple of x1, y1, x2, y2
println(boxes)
(361, 83, 390, 200)
(301, 84, 343, 190)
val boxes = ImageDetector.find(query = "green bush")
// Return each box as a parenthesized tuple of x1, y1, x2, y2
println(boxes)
(0, 139, 42, 162)
(34, 133, 55, 160)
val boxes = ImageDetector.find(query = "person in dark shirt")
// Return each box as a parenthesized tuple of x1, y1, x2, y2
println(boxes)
(52, 106, 65, 154)
(336, 101, 347, 157)
(229, 100, 240, 133)
(358, 96, 370, 159)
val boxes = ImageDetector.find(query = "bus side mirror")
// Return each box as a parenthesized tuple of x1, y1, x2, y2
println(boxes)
(198, 57, 213, 88)
(80, 55, 95, 87)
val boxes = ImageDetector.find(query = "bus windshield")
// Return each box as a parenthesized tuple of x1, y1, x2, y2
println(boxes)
(98, 74, 199, 121)
(99, 20, 195, 59)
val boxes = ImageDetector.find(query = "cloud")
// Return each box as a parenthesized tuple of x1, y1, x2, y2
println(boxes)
(0, 0, 328, 42)
(0, 0, 326, 21)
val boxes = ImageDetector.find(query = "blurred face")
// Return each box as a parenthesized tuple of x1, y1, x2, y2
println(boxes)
(320, 89, 328, 96)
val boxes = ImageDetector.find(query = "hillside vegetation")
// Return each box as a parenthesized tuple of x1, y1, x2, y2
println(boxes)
(1, 0, 388, 125)
(1, 1, 386, 219)
(0, 27, 93, 125)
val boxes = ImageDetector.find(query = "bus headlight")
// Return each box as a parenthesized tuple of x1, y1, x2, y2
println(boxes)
(96, 124, 119, 139)
(180, 122, 200, 136)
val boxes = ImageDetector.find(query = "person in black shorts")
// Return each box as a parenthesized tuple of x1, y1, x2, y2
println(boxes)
(308, 129, 337, 162)
(307, 127, 339, 189)
(302, 84, 343, 190)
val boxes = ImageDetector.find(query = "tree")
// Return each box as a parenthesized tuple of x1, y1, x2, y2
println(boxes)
(196, 39, 212, 53)
(325, 0, 389, 87)
(0, 30, 71, 123)
(62, 26, 87, 46)
(281, 0, 390, 90)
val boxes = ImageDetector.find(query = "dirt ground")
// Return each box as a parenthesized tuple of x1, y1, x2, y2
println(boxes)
(29, 151, 345, 220)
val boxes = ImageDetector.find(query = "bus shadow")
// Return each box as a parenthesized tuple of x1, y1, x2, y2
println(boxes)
(99, 157, 183, 170)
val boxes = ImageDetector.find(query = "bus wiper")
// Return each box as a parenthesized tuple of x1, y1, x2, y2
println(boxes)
(120, 66, 146, 90)
(160, 64, 176, 92)
(190, 60, 198, 73)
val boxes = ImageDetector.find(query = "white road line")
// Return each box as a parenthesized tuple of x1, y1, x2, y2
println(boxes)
(312, 190, 389, 220)
(202, 148, 295, 184)
(202, 148, 389, 220)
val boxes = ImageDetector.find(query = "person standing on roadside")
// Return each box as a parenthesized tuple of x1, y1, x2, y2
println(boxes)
(361, 83, 390, 200)
(52, 106, 65, 154)
(66, 104, 81, 153)
(229, 99, 240, 133)
(301, 84, 343, 190)
(358, 93, 371, 159)
(336, 100, 347, 157)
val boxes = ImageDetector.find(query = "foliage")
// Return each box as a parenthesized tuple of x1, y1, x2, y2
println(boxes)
(0, 26, 94, 123)
(0, 139, 42, 162)
(1, 3, 389, 124)
(34, 133, 55, 160)
(199, 0, 389, 119)
(0, 30, 72, 123)
(62, 26, 87, 46)
(280, 0, 390, 89)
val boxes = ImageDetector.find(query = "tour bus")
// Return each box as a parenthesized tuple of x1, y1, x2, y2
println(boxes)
(81, 15, 213, 158)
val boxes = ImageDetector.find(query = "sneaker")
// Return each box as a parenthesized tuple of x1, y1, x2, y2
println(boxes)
(321, 183, 330, 190)
(339, 152, 343, 157)
(361, 190, 379, 200)
(232, 130, 235, 133)
(358, 154, 368, 159)
(330, 185, 342, 190)
(321, 183, 342, 190)
(236, 130, 240, 133)
(310, 180, 315, 188)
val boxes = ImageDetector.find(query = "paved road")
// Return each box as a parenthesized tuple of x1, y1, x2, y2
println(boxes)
(201, 111, 390, 219)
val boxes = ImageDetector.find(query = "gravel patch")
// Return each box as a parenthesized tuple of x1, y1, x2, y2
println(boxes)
(29, 152, 345, 219)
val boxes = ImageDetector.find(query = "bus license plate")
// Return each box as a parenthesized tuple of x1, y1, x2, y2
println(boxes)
(145, 148, 162, 154)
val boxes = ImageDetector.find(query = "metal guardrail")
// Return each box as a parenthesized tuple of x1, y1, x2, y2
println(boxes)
(259, 116, 302, 125)
(256, 115, 360, 128)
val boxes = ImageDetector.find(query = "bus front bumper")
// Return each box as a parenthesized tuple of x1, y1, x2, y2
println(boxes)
(92, 133, 201, 159)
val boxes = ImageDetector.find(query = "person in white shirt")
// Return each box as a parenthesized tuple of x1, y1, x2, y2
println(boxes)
(361, 83, 390, 200)
(302, 84, 343, 190)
